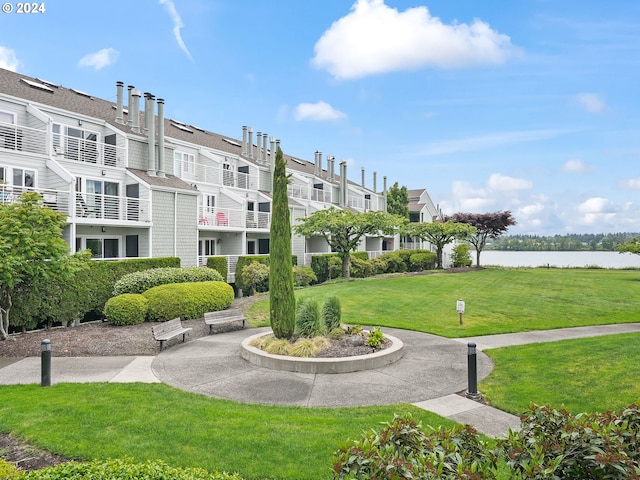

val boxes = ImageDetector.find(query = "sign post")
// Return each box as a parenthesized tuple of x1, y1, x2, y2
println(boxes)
(456, 299, 465, 325)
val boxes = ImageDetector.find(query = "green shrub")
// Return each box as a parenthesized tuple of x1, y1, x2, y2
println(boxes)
(369, 256, 388, 275)
(206, 256, 228, 282)
(143, 281, 234, 322)
(293, 265, 317, 287)
(241, 261, 270, 295)
(333, 413, 494, 479)
(451, 243, 473, 267)
(365, 326, 385, 348)
(20, 458, 242, 480)
(234, 255, 297, 293)
(328, 256, 343, 279)
(377, 251, 407, 273)
(113, 267, 223, 296)
(498, 403, 640, 479)
(349, 256, 373, 278)
(322, 296, 342, 331)
(310, 254, 334, 283)
(104, 294, 149, 325)
(0, 459, 19, 479)
(328, 327, 346, 339)
(295, 298, 323, 338)
(409, 251, 436, 271)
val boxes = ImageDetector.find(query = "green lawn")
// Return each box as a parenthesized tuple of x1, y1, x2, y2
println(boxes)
(0, 383, 455, 480)
(248, 268, 640, 337)
(3, 267, 640, 479)
(480, 332, 640, 415)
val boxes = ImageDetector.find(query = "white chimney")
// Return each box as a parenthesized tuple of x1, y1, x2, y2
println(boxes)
(131, 88, 141, 133)
(262, 133, 268, 163)
(361, 167, 365, 187)
(145, 93, 155, 176)
(157, 98, 165, 177)
(373, 172, 377, 193)
(115, 81, 124, 124)
(242, 126, 248, 155)
(248, 127, 254, 159)
(257, 132, 262, 162)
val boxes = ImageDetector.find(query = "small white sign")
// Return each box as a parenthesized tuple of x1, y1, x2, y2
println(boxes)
(456, 300, 465, 314)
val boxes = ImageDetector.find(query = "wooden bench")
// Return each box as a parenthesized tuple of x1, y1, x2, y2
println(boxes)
(204, 308, 246, 334)
(152, 318, 193, 351)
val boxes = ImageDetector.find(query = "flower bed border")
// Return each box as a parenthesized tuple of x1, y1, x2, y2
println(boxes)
(240, 331, 404, 374)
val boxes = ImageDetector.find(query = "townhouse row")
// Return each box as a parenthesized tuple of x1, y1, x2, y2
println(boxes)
(0, 67, 441, 281)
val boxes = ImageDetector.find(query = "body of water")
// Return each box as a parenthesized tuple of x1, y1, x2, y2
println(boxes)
(479, 250, 640, 269)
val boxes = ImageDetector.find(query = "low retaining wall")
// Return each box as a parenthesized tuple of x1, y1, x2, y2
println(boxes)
(241, 332, 404, 374)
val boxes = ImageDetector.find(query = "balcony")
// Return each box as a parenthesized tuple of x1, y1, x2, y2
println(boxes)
(75, 192, 150, 222)
(197, 206, 271, 229)
(53, 132, 126, 168)
(288, 183, 309, 200)
(1, 184, 70, 215)
(310, 187, 331, 203)
(0, 121, 47, 155)
(176, 159, 258, 190)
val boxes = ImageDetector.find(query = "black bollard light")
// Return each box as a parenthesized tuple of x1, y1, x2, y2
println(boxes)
(41, 339, 51, 387)
(466, 342, 481, 400)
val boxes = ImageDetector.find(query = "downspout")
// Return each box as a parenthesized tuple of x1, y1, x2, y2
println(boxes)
(174, 191, 178, 258)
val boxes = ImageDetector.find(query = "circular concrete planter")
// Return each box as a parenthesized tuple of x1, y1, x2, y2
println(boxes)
(241, 331, 404, 374)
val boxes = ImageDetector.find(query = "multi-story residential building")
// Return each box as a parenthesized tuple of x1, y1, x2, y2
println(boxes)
(0, 67, 434, 281)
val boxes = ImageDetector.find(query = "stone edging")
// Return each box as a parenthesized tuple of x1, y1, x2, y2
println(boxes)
(240, 331, 404, 374)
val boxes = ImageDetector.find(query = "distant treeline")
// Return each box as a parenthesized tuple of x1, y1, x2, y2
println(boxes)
(487, 232, 639, 251)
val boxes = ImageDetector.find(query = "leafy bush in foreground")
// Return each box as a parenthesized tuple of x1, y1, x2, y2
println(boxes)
(20, 458, 243, 480)
(113, 267, 223, 296)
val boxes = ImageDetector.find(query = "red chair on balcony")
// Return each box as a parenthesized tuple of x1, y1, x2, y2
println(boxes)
(216, 212, 228, 226)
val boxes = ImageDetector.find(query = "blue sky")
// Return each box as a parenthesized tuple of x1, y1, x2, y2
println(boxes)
(1, 0, 639, 235)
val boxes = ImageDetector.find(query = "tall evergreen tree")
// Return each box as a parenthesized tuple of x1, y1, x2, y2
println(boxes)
(269, 146, 296, 339)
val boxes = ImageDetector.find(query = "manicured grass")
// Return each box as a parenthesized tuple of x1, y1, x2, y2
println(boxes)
(248, 268, 640, 337)
(480, 332, 640, 415)
(0, 383, 456, 480)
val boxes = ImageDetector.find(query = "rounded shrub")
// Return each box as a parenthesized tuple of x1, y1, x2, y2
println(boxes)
(103, 294, 149, 326)
(295, 298, 323, 338)
(143, 281, 234, 322)
(0, 459, 19, 479)
(293, 265, 317, 287)
(409, 252, 436, 271)
(322, 296, 342, 331)
(350, 256, 373, 278)
(113, 267, 224, 296)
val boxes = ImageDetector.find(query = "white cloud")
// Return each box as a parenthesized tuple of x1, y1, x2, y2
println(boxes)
(578, 197, 615, 214)
(159, 0, 193, 60)
(294, 101, 347, 121)
(312, 0, 520, 79)
(574, 93, 605, 113)
(619, 178, 640, 190)
(563, 159, 594, 173)
(517, 202, 544, 217)
(487, 173, 533, 192)
(78, 48, 119, 70)
(0, 46, 20, 71)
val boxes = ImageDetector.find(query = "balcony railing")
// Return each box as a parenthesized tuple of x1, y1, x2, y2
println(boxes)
(75, 192, 150, 222)
(176, 159, 258, 190)
(0, 121, 48, 155)
(245, 210, 271, 229)
(348, 195, 364, 210)
(198, 207, 244, 228)
(288, 183, 309, 200)
(53, 133, 126, 167)
(0, 184, 70, 215)
(310, 187, 331, 203)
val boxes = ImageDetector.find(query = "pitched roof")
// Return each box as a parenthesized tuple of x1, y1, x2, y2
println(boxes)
(0, 67, 372, 190)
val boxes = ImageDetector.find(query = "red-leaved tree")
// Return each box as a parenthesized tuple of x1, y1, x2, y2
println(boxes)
(447, 211, 516, 267)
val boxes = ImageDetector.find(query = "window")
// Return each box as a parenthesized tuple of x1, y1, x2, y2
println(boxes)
(205, 194, 215, 212)
(199, 239, 216, 256)
(0, 111, 17, 150)
(59, 125, 99, 163)
(174, 151, 195, 179)
(222, 162, 234, 186)
(76, 178, 120, 219)
(79, 237, 120, 259)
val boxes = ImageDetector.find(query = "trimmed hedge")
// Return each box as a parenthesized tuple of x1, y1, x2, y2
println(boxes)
(104, 294, 149, 326)
(113, 267, 223, 296)
(143, 281, 234, 322)
(20, 458, 243, 480)
(206, 256, 228, 282)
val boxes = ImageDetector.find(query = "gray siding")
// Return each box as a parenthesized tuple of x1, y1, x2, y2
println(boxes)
(151, 190, 176, 259)
(176, 193, 197, 266)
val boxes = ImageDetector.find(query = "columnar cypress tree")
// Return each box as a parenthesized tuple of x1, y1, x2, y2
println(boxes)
(269, 146, 295, 338)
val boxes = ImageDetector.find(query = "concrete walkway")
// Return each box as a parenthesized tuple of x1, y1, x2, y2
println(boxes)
(1, 323, 638, 437)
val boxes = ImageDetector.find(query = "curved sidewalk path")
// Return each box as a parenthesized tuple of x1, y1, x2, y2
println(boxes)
(1, 323, 639, 437)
